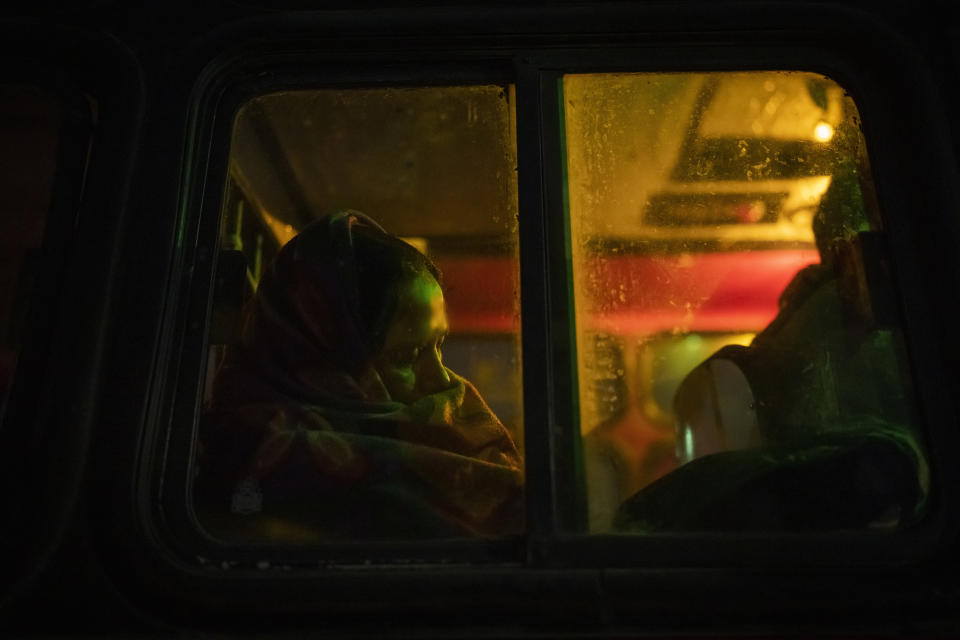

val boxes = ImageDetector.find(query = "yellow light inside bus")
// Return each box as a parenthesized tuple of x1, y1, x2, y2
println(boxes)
(814, 121, 834, 142)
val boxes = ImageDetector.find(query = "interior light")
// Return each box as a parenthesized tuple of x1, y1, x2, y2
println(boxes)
(814, 121, 834, 142)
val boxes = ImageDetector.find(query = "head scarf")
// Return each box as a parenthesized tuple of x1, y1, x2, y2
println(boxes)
(196, 211, 523, 540)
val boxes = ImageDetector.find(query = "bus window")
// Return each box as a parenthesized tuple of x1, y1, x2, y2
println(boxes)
(562, 71, 927, 533)
(194, 85, 524, 542)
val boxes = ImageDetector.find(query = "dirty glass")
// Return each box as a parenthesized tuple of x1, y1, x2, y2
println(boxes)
(195, 85, 524, 542)
(0, 86, 65, 424)
(563, 72, 927, 533)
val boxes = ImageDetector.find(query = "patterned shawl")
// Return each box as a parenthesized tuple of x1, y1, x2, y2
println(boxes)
(195, 211, 523, 540)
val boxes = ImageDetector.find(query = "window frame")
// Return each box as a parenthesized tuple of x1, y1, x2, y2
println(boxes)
(0, 76, 94, 437)
(119, 3, 960, 623)
(152, 58, 531, 567)
(522, 48, 960, 569)
(0, 23, 144, 603)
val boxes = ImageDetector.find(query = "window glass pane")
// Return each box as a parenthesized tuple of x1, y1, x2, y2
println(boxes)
(563, 72, 928, 533)
(195, 85, 524, 542)
(0, 86, 63, 422)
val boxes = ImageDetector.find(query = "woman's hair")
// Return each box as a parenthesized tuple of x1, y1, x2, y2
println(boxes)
(350, 222, 441, 355)
(236, 210, 442, 386)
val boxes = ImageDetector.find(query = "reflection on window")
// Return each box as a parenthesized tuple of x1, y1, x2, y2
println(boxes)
(564, 72, 927, 533)
(195, 85, 524, 542)
(0, 86, 64, 422)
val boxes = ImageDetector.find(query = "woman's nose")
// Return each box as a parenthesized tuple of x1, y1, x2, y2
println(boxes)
(417, 346, 451, 394)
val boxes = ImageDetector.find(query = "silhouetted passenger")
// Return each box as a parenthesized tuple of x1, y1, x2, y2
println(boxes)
(614, 165, 928, 532)
(195, 210, 523, 540)
(581, 335, 677, 531)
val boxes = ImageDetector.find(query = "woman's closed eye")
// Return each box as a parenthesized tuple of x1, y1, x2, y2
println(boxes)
(390, 346, 420, 366)
(391, 332, 447, 365)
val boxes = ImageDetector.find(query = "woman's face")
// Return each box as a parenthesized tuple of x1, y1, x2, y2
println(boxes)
(373, 272, 452, 403)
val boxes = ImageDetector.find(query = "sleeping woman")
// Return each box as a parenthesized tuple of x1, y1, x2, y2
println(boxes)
(194, 210, 524, 541)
